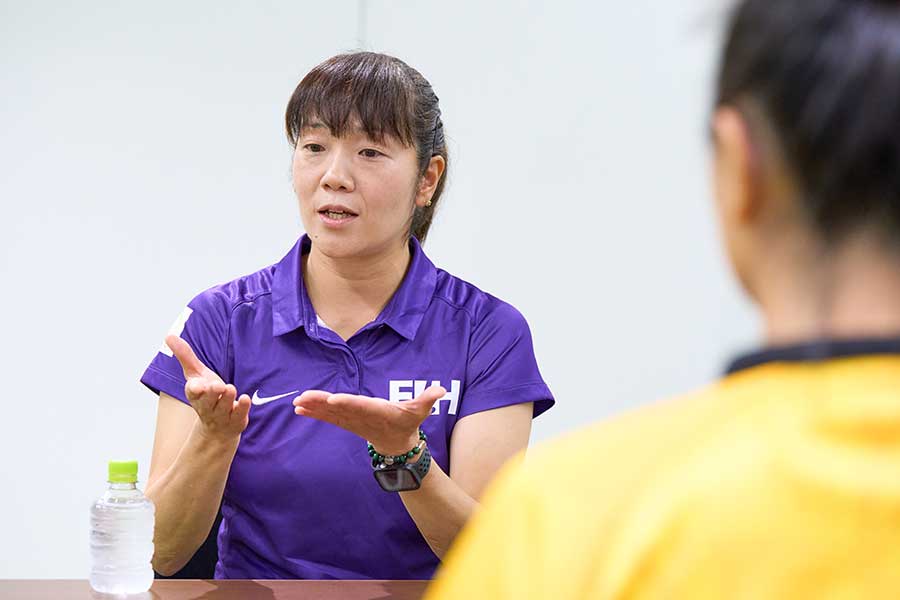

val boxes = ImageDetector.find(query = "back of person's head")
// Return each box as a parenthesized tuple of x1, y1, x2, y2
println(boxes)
(714, 0, 900, 249)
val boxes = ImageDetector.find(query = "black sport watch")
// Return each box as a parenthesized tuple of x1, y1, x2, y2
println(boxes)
(372, 444, 432, 492)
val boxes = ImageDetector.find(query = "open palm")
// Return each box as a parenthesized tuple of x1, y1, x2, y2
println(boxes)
(166, 334, 251, 440)
(293, 385, 446, 455)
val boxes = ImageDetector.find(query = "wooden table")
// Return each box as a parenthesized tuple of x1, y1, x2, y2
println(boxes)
(0, 579, 430, 599)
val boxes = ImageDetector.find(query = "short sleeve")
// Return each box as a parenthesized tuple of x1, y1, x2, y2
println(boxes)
(458, 301, 554, 420)
(139, 288, 232, 405)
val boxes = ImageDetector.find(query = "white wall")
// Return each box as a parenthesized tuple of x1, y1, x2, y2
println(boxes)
(0, 0, 756, 578)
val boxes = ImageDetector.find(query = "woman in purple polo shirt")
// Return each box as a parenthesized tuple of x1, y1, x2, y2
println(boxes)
(141, 52, 554, 580)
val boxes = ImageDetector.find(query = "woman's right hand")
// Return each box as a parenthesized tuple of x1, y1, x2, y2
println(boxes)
(166, 334, 251, 442)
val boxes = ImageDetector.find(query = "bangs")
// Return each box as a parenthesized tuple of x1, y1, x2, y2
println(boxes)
(286, 52, 417, 146)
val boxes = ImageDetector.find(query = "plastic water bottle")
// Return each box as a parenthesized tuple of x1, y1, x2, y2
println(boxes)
(89, 460, 155, 594)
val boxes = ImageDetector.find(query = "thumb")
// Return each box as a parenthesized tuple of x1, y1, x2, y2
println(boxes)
(408, 385, 447, 418)
(166, 334, 207, 378)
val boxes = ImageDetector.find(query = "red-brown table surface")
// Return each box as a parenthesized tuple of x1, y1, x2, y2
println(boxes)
(0, 579, 429, 599)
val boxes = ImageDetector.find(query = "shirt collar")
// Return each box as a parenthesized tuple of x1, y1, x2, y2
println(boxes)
(271, 235, 437, 341)
(725, 337, 900, 375)
(271, 236, 308, 337)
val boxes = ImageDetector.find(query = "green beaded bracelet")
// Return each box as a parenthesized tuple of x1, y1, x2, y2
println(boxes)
(367, 430, 427, 468)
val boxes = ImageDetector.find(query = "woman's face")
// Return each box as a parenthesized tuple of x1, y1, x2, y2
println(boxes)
(292, 120, 426, 259)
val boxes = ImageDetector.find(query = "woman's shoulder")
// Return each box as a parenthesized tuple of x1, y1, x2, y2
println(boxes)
(432, 268, 529, 330)
(186, 262, 280, 317)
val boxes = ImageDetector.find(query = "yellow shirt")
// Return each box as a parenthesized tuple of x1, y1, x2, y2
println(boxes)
(428, 355, 900, 599)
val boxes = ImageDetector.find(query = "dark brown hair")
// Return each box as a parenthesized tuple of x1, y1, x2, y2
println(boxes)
(715, 0, 900, 246)
(285, 52, 448, 243)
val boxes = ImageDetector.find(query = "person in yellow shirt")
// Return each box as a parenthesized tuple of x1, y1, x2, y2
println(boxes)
(427, 0, 900, 598)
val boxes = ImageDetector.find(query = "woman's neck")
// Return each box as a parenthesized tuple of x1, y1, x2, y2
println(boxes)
(303, 237, 412, 340)
(759, 233, 900, 345)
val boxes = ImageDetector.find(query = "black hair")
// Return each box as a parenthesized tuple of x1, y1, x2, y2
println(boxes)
(715, 0, 900, 244)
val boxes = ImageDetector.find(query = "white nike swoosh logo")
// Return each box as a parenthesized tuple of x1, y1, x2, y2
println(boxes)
(251, 390, 299, 406)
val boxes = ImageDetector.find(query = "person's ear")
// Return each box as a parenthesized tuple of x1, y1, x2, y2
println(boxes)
(415, 155, 446, 208)
(711, 106, 760, 228)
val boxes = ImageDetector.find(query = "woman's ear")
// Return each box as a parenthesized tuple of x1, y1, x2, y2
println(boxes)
(415, 155, 446, 208)
(712, 105, 760, 228)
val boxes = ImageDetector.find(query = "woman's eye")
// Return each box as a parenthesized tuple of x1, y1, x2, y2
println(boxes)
(303, 143, 325, 152)
(360, 148, 383, 158)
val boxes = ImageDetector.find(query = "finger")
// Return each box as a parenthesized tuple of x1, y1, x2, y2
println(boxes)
(293, 405, 337, 427)
(294, 404, 350, 430)
(166, 334, 207, 378)
(219, 384, 237, 412)
(316, 393, 418, 430)
(293, 390, 332, 408)
(318, 394, 404, 432)
(320, 394, 390, 424)
(185, 377, 208, 401)
(208, 380, 226, 397)
(324, 393, 380, 408)
(232, 393, 251, 424)
(204, 380, 227, 414)
(186, 378, 225, 415)
(292, 400, 341, 419)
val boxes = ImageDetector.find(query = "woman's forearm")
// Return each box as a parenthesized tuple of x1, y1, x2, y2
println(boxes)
(400, 461, 478, 559)
(145, 424, 239, 575)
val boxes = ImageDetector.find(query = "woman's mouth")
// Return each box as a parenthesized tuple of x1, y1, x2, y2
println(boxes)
(317, 207, 359, 227)
(321, 210, 353, 220)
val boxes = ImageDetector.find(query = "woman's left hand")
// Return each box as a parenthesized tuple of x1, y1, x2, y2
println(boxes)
(292, 385, 446, 455)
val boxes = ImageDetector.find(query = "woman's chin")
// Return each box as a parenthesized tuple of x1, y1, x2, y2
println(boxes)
(304, 223, 406, 262)
(306, 230, 365, 259)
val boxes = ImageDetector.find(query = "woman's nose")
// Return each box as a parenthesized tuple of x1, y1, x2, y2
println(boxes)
(321, 151, 354, 192)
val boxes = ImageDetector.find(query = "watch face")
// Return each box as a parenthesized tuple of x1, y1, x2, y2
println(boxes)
(374, 465, 422, 492)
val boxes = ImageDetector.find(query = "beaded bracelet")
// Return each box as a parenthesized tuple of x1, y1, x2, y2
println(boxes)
(368, 430, 427, 468)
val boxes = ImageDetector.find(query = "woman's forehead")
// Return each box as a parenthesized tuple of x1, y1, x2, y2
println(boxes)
(300, 118, 403, 144)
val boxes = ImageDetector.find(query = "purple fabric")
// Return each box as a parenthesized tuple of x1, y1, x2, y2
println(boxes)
(141, 235, 554, 580)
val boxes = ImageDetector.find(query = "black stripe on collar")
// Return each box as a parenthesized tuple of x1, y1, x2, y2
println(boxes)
(725, 337, 900, 375)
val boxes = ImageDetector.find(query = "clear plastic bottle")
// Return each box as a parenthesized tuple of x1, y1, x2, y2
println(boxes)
(89, 460, 155, 594)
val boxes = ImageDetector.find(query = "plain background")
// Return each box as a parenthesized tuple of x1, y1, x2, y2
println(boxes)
(0, 0, 756, 578)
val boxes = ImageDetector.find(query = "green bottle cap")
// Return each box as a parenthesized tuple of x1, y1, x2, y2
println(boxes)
(108, 460, 138, 483)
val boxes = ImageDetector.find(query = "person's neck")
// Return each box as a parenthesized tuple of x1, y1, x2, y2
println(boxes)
(303, 237, 412, 341)
(756, 232, 900, 346)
